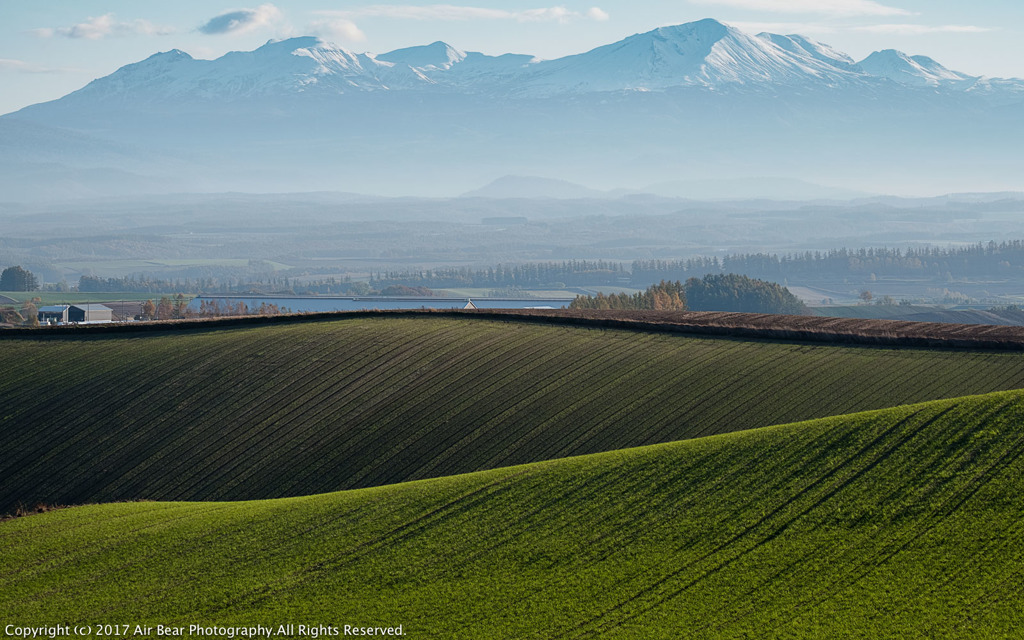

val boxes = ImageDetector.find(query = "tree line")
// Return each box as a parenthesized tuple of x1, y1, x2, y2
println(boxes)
(13, 239, 1024, 300)
(632, 241, 1024, 282)
(371, 260, 628, 289)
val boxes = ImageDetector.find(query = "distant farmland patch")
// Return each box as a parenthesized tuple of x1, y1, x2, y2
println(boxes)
(3, 315, 1024, 515)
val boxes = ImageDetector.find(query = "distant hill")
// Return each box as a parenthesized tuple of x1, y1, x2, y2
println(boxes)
(460, 175, 609, 199)
(6, 388, 1024, 636)
(642, 176, 873, 201)
(4, 313, 1024, 515)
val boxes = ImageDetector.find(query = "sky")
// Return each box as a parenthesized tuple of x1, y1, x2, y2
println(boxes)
(2, 0, 1023, 115)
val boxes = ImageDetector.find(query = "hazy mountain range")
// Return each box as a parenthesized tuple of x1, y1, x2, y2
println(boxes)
(3, 18, 1023, 201)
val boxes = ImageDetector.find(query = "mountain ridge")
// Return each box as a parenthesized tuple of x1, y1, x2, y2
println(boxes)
(21, 18, 1024, 107)
(4, 18, 1024, 199)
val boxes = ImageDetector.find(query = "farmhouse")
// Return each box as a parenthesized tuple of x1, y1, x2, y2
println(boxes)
(37, 303, 114, 324)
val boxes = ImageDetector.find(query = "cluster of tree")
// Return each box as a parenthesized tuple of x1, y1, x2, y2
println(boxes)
(685, 274, 808, 314)
(139, 295, 191, 321)
(192, 299, 289, 318)
(631, 241, 1024, 283)
(372, 260, 627, 289)
(570, 281, 686, 311)
(79, 275, 206, 294)
(76, 274, 418, 297)
(1, 266, 39, 292)
(569, 275, 807, 315)
(78, 274, 306, 295)
(136, 296, 291, 321)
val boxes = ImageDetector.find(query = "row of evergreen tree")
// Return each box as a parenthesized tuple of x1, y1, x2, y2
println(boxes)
(632, 241, 1024, 282)
(0, 266, 39, 292)
(371, 260, 628, 289)
(12, 239, 1024, 298)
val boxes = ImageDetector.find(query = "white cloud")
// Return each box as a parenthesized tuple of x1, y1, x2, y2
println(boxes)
(198, 4, 284, 35)
(727, 20, 992, 37)
(318, 5, 610, 23)
(0, 58, 80, 73)
(30, 14, 174, 39)
(687, 0, 912, 17)
(308, 18, 367, 43)
(728, 21, 839, 35)
(853, 24, 993, 35)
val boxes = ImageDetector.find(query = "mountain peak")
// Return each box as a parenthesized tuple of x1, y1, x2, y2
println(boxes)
(514, 17, 864, 94)
(142, 49, 194, 63)
(652, 18, 730, 41)
(378, 41, 468, 69)
(858, 49, 976, 87)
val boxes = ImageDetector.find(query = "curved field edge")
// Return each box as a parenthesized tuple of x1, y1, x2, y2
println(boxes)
(4, 389, 1024, 639)
(5, 315, 1024, 516)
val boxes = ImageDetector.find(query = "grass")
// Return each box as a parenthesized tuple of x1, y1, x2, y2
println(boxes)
(3, 389, 1024, 637)
(3, 315, 1024, 516)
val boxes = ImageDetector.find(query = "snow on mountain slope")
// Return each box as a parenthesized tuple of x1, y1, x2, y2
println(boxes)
(377, 41, 468, 70)
(516, 19, 865, 95)
(36, 19, 1024, 107)
(857, 49, 976, 88)
(757, 33, 860, 73)
(377, 42, 538, 90)
(66, 36, 434, 102)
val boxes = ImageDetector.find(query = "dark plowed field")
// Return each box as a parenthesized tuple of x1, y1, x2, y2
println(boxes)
(4, 314, 1024, 515)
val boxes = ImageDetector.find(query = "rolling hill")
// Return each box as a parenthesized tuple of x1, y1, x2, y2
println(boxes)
(4, 388, 1024, 637)
(4, 312, 1024, 516)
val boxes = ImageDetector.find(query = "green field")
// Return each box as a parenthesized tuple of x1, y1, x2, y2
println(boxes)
(5, 316, 1024, 516)
(4, 389, 1024, 637)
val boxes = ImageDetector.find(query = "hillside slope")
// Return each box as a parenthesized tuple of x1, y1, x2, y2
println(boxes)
(4, 390, 1024, 637)
(4, 315, 1024, 515)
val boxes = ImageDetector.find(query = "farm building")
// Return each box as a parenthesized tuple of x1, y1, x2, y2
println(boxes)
(38, 305, 70, 324)
(37, 303, 113, 324)
(69, 304, 113, 323)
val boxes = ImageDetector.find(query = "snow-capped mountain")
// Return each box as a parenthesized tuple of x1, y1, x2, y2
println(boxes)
(3, 18, 1024, 200)
(857, 49, 977, 88)
(516, 19, 870, 94)
(66, 36, 436, 101)
(756, 33, 860, 73)
(36, 18, 1024, 103)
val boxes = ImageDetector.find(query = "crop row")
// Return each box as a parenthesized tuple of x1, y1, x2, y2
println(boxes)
(4, 390, 1024, 637)
(4, 315, 1024, 515)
